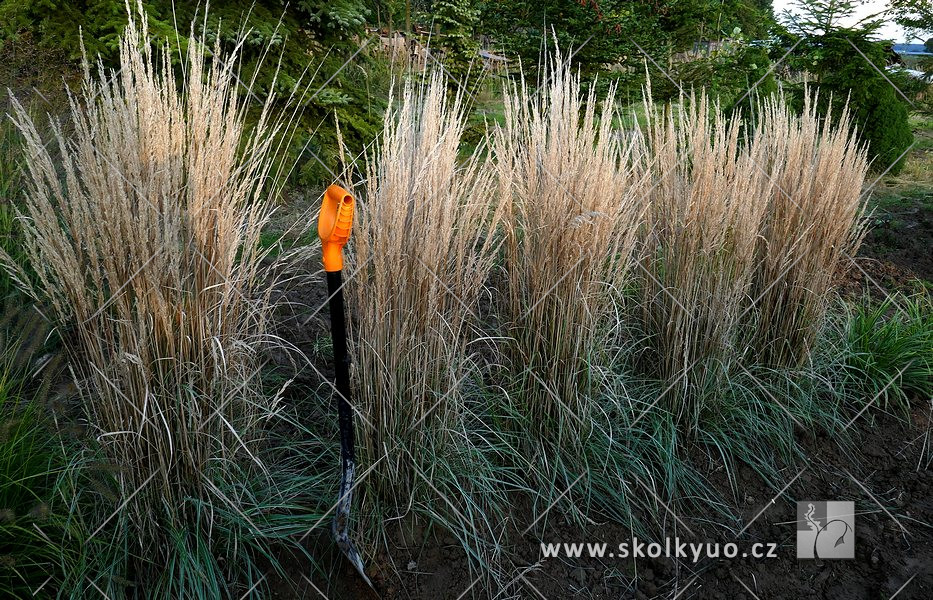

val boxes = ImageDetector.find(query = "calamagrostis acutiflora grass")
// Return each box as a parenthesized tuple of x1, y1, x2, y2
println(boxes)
(636, 93, 868, 426)
(350, 70, 504, 502)
(493, 57, 646, 442)
(4, 9, 289, 590)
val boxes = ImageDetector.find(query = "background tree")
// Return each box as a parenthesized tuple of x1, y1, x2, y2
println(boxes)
(890, 0, 933, 37)
(0, 0, 383, 185)
(435, 0, 480, 86)
(783, 0, 914, 174)
(479, 0, 773, 95)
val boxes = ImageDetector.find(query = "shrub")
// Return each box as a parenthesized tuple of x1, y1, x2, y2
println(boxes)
(3, 12, 321, 597)
(791, 30, 914, 175)
(674, 36, 778, 116)
(434, 0, 480, 87)
(0, 0, 384, 186)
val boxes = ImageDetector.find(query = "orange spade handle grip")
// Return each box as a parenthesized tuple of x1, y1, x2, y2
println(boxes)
(318, 184, 354, 272)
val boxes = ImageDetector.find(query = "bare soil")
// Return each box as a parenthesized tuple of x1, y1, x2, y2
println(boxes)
(860, 198, 933, 284)
(267, 396, 932, 599)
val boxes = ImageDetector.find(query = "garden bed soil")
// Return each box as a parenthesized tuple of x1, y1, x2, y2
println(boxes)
(267, 402, 932, 599)
(859, 198, 933, 285)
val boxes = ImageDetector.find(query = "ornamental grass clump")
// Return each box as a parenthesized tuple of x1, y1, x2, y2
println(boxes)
(493, 58, 646, 444)
(635, 93, 869, 428)
(637, 95, 773, 424)
(750, 96, 869, 367)
(2, 11, 311, 596)
(349, 70, 506, 564)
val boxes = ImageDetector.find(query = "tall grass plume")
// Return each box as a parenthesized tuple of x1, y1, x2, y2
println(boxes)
(2, 9, 312, 596)
(348, 69, 506, 571)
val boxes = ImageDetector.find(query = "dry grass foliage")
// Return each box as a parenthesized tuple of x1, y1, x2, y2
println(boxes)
(493, 60, 646, 441)
(4, 11, 285, 587)
(750, 97, 868, 367)
(636, 93, 868, 424)
(0, 13, 871, 584)
(350, 70, 503, 502)
(638, 95, 773, 417)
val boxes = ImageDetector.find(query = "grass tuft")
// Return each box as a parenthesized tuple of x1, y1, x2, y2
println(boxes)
(2, 8, 322, 596)
(348, 68, 508, 575)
